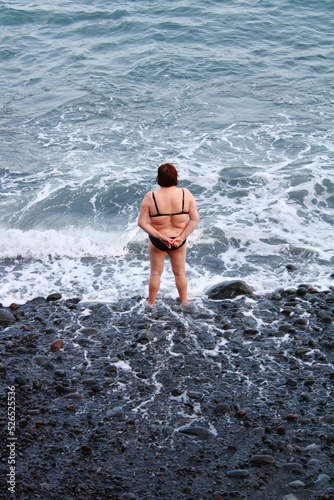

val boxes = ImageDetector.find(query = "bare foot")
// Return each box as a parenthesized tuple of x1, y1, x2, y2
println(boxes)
(180, 301, 193, 308)
(146, 300, 156, 309)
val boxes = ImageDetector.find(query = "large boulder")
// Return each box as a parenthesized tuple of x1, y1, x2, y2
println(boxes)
(0, 308, 16, 325)
(207, 280, 253, 300)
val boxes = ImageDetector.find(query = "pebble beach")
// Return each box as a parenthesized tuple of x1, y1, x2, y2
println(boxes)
(1, 282, 333, 499)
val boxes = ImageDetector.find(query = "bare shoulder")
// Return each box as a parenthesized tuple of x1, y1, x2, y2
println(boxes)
(141, 191, 153, 206)
(183, 187, 195, 200)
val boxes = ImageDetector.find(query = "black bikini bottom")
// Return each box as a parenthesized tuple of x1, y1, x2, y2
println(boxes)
(149, 235, 186, 252)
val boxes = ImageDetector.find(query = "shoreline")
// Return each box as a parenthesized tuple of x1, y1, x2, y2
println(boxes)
(0, 284, 333, 499)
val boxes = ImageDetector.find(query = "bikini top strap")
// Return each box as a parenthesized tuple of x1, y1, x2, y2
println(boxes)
(152, 191, 159, 214)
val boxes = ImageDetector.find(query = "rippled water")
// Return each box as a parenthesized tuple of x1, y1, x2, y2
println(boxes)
(0, 0, 333, 306)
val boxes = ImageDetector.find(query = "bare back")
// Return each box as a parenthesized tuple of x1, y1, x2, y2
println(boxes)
(149, 187, 190, 236)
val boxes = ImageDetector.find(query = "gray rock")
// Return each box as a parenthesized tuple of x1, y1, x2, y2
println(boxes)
(286, 264, 299, 271)
(251, 454, 276, 465)
(207, 280, 253, 300)
(33, 355, 52, 367)
(15, 376, 28, 385)
(82, 378, 97, 385)
(281, 463, 304, 473)
(77, 337, 95, 347)
(289, 480, 305, 489)
(105, 407, 125, 420)
(303, 443, 321, 452)
(0, 308, 15, 325)
(54, 392, 84, 401)
(307, 459, 320, 467)
(314, 473, 331, 485)
(187, 390, 204, 400)
(134, 330, 154, 344)
(214, 403, 230, 414)
(227, 469, 250, 478)
(178, 425, 215, 440)
(252, 427, 266, 437)
(79, 301, 106, 310)
(46, 293, 62, 302)
(320, 415, 334, 424)
(79, 327, 99, 336)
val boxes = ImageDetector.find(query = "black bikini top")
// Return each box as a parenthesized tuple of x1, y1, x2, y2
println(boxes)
(150, 188, 189, 218)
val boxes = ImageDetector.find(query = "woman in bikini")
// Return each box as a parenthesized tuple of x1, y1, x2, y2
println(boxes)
(138, 163, 200, 306)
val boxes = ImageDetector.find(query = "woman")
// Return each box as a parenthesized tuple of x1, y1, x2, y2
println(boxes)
(138, 163, 200, 306)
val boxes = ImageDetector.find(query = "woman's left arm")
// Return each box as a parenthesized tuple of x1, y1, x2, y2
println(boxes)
(138, 193, 174, 247)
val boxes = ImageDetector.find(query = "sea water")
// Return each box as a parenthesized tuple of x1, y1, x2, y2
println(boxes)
(1, 0, 333, 306)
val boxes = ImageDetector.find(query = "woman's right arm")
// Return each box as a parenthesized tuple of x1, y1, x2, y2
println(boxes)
(171, 191, 200, 247)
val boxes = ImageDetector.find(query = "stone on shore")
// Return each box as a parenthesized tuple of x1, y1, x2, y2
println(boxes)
(46, 292, 62, 302)
(207, 280, 253, 299)
(0, 308, 16, 325)
(51, 339, 64, 351)
(251, 455, 276, 466)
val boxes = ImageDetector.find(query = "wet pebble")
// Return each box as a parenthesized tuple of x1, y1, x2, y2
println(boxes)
(14, 375, 28, 385)
(227, 469, 250, 478)
(82, 378, 97, 385)
(79, 327, 99, 336)
(105, 407, 125, 420)
(276, 426, 286, 435)
(47, 293, 62, 302)
(77, 337, 95, 347)
(171, 388, 183, 397)
(287, 413, 299, 421)
(314, 473, 331, 485)
(251, 455, 276, 466)
(321, 415, 334, 424)
(134, 331, 153, 344)
(187, 390, 204, 400)
(214, 403, 230, 415)
(286, 378, 298, 388)
(81, 444, 92, 455)
(281, 463, 304, 473)
(51, 339, 64, 351)
(236, 409, 247, 418)
(252, 427, 265, 437)
(54, 392, 84, 401)
(303, 443, 321, 452)
(289, 480, 305, 489)
(178, 425, 215, 440)
(32, 379, 42, 389)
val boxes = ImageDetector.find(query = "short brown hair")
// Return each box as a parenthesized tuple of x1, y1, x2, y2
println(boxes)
(156, 163, 178, 187)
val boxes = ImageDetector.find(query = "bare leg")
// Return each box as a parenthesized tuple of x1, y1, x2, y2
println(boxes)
(169, 244, 188, 305)
(148, 241, 166, 305)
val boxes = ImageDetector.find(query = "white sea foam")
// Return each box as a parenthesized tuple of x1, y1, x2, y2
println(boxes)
(1, 228, 132, 259)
